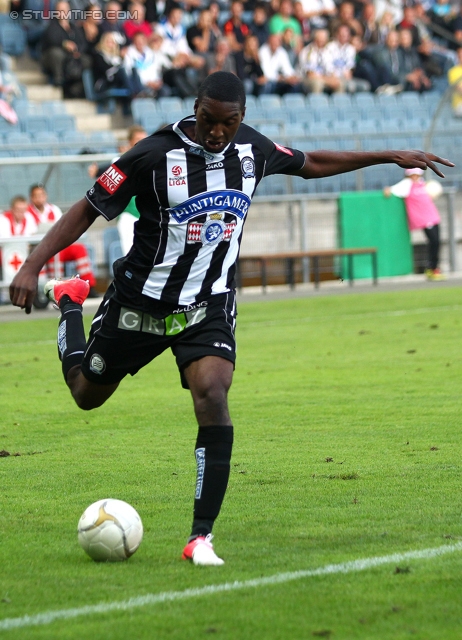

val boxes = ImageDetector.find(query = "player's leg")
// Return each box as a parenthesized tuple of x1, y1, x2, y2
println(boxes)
(181, 356, 234, 566)
(45, 276, 119, 410)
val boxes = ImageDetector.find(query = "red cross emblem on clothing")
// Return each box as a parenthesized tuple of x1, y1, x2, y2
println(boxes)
(8, 253, 23, 271)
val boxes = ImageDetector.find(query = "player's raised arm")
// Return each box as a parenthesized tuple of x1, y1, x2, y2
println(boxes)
(9, 198, 99, 314)
(295, 149, 454, 180)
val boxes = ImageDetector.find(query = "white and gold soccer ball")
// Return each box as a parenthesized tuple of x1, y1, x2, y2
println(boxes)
(77, 499, 143, 562)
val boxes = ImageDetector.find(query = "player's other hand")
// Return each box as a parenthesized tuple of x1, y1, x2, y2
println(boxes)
(393, 150, 454, 178)
(9, 267, 39, 314)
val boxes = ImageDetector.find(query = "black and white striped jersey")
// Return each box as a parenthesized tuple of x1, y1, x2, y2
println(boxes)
(86, 117, 305, 312)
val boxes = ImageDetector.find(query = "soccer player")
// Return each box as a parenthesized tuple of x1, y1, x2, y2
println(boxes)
(9, 72, 453, 566)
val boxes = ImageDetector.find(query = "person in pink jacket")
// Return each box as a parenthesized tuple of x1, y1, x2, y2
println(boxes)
(384, 167, 444, 281)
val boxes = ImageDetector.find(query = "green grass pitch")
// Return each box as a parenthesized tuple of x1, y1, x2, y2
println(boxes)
(0, 287, 461, 639)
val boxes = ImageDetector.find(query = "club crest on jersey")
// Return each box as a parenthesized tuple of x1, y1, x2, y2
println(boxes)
(97, 164, 127, 193)
(187, 220, 236, 245)
(241, 156, 255, 178)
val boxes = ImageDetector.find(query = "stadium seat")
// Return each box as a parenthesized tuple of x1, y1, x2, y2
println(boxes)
(42, 100, 67, 114)
(0, 23, 26, 56)
(51, 114, 76, 135)
(330, 93, 353, 109)
(283, 122, 306, 138)
(108, 240, 124, 273)
(131, 98, 157, 122)
(354, 93, 376, 109)
(103, 227, 121, 268)
(282, 94, 306, 110)
(182, 97, 196, 113)
(259, 123, 282, 138)
(88, 131, 118, 153)
(33, 131, 61, 155)
(20, 114, 51, 134)
(157, 96, 183, 112)
(396, 91, 421, 109)
(306, 94, 329, 109)
(140, 113, 168, 133)
(82, 69, 130, 114)
(258, 94, 282, 110)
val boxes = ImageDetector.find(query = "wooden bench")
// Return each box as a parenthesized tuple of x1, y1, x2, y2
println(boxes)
(237, 247, 378, 291)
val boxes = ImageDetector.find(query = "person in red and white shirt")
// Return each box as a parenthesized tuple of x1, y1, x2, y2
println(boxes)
(28, 184, 99, 296)
(0, 195, 39, 238)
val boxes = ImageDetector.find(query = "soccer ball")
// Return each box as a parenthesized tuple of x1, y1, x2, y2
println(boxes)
(426, 179, 443, 199)
(77, 499, 143, 562)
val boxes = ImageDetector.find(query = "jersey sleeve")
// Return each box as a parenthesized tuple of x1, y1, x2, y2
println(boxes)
(263, 139, 306, 176)
(85, 138, 154, 221)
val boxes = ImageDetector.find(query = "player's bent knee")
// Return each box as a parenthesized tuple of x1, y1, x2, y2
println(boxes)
(69, 376, 119, 411)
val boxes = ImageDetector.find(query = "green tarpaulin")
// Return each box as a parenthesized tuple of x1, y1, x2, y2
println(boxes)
(338, 191, 413, 279)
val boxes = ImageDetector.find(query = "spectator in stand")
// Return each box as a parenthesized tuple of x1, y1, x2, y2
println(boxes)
(397, 5, 420, 47)
(249, 3, 270, 47)
(79, 4, 102, 56)
(326, 23, 370, 92)
(375, 0, 402, 25)
(207, 2, 223, 42)
(100, 0, 129, 50)
(428, 0, 456, 46)
(298, 27, 339, 93)
(351, 33, 385, 92)
(187, 8, 219, 56)
(398, 28, 432, 91)
(329, 1, 363, 37)
(239, 33, 267, 94)
(223, 0, 250, 73)
(123, 31, 172, 97)
(360, 3, 382, 45)
(448, 47, 462, 114)
(259, 32, 302, 94)
(281, 27, 301, 67)
(123, 2, 153, 41)
(377, 10, 396, 45)
(27, 185, 99, 296)
(0, 196, 38, 239)
(370, 30, 405, 94)
(41, 0, 92, 88)
(156, 5, 205, 97)
(204, 37, 237, 76)
(293, 1, 312, 46)
(92, 32, 141, 113)
(269, 0, 303, 52)
(298, 0, 336, 31)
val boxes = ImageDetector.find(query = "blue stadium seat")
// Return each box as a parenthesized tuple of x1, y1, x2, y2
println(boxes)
(42, 100, 67, 114)
(51, 114, 76, 135)
(259, 123, 282, 138)
(0, 23, 26, 56)
(103, 227, 121, 268)
(330, 93, 353, 109)
(60, 130, 88, 154)
(283, 122, 306, 138)
(131, 98, 157, 122)
(306, 94, 329, 109)
(82, 68, 130, 114)
(353, 92, 376, 109)
(157, 96, 183, 112)
(258, 94, 282, 110)
(358, 120, 381, 135)
(282, 94, 306, 110)
(108, 240, 124, 273)
(140, 113, 169, 133)
(381, 118, 404, 133)
(6, 131, 31, 145)
(20, 115, 51, 134)
(33, 131, 61, 155)
(182, 97, 196, 113)
(396, 91, 421, 109)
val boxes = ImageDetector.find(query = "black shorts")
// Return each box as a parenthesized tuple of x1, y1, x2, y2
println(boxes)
(80, 290, 237, 389)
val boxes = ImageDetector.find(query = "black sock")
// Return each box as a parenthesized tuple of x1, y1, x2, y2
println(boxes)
(189, 425, 234, 540)
(57, 300, 87, 381)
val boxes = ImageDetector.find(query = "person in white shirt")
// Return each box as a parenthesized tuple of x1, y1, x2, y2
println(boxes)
(298, 28, 339, 93)
(124, 32, 172, 98)
(28, 185, 99, 296)
(156, 5, 205, 97)
(299, 0, 337, 29)
(0, 196, 38, 238)
(259, 33, 302, 94)
(326, 24, 370, 92)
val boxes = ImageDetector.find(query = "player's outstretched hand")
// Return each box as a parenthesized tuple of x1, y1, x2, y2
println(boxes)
(393, 150, 454, 178)
(9, 267, 39, 314)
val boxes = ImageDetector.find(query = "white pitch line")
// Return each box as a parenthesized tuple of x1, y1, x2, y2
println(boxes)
(1, 542, 461, 632)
